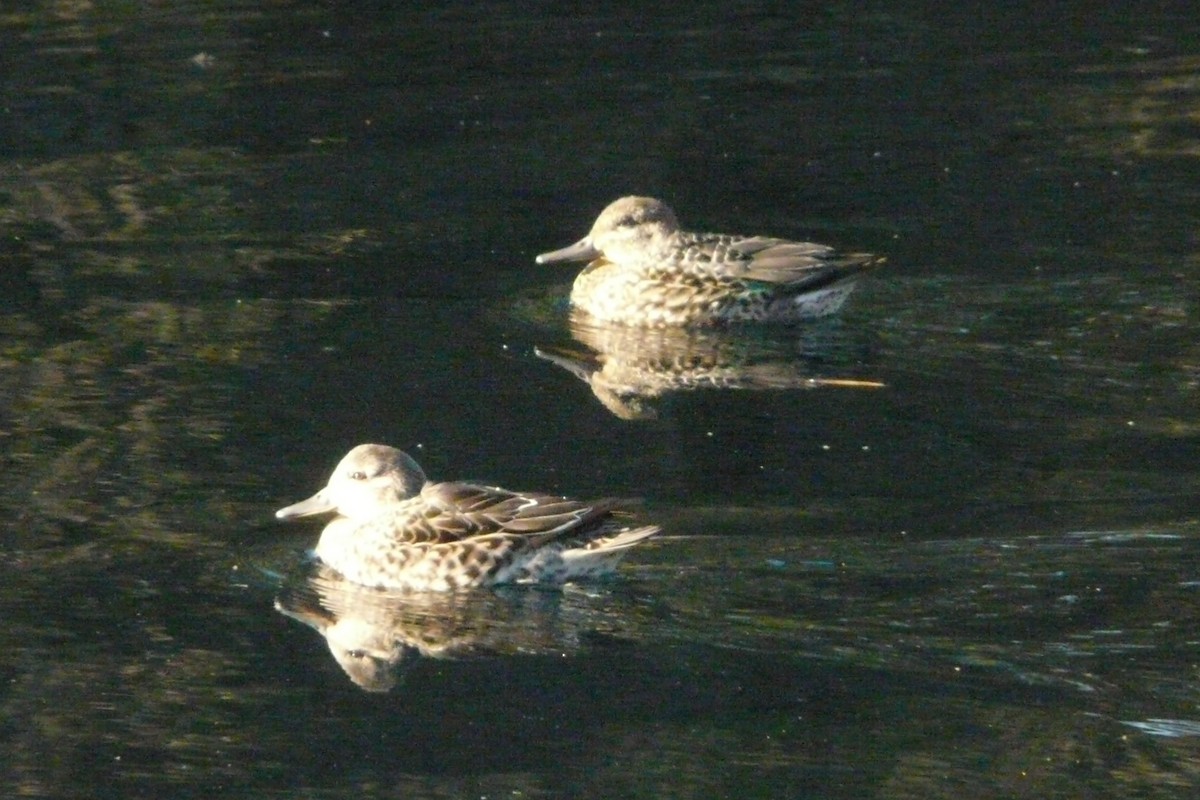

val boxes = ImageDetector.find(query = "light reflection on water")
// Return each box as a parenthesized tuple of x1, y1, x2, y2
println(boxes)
(3, 268, 1198, 796)
(2, 0, 1200, 797)
(8, 518, 1199, 796)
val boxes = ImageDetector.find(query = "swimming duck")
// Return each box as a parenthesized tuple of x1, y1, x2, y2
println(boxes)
(275, 444, 659, 591)
(536, 196, 883, 325)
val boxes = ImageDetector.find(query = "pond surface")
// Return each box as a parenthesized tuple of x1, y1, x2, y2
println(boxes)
(2, 1, 1200, 797)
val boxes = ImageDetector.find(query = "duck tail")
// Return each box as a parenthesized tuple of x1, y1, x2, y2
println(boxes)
(557, 524, 660, 578)
(794, 253, 886, 293)
(585, 524, 661, 552)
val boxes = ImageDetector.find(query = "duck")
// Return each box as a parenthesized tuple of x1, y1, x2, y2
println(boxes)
(536, 195, 883, 326)
(275, 444, 659, 591)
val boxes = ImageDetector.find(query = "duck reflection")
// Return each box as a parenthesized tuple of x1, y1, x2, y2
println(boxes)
(275, 564, 602, 692)
(536, 314, 885, 420)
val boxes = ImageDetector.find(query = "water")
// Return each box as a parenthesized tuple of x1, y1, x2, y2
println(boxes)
(2, 1, 1199, 797)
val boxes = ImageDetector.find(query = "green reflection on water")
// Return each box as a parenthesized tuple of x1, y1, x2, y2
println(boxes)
(2, 1, 1200, 798)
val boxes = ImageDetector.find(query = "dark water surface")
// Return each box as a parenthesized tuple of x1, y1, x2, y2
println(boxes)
(3, 1, 1200, 797)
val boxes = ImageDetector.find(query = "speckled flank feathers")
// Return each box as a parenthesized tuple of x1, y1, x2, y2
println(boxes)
(275, 444, 659, 591)
(536, 196, 883, 326)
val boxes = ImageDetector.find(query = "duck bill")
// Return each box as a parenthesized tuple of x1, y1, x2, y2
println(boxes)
(535, 237, 600, 264)
(276, 489, 335, 519)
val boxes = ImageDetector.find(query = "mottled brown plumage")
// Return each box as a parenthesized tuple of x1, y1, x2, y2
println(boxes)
(536, 196, 883, 325)
(275, 444, 659, 591)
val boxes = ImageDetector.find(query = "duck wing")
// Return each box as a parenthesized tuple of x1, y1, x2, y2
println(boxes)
(736, 237, 883, 288)
(417, 481, 615, 543)
(670, 231, 879, 287)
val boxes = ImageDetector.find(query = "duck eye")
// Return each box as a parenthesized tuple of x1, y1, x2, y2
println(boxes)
(349, 470, 368, 481)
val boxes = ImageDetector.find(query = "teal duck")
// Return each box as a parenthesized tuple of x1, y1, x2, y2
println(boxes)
(536, 195, 883, 325)
(275, 444, 659, 591)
